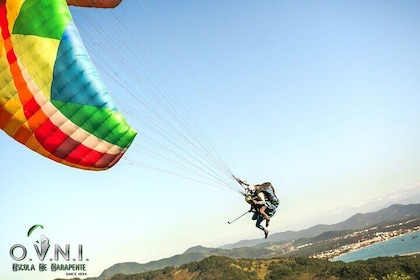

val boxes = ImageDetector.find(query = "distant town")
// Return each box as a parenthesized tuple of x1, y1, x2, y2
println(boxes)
(296, 218, 420, 260)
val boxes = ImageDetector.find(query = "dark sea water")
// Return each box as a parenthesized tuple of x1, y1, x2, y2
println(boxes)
(332, 231, 420, 262)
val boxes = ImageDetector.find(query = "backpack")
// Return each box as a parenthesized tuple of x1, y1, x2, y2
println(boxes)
(257, 182, 279, 207)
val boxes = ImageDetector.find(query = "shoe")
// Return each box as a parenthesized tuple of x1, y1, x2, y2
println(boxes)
(265, 218, 270, 227)
(264, 229, 269, 239)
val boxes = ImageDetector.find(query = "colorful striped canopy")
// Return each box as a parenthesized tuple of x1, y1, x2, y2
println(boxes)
(0, 0, 136, 170)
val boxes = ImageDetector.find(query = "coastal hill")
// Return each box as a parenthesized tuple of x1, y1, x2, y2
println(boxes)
(85, 203, 420, 280)
(58, 254, 420, 280)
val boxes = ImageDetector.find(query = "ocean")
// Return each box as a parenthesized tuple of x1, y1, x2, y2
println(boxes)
(332, 231, 420, 262)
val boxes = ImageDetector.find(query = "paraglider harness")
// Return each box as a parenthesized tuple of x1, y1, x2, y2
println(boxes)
(233, 176, 279, 216)
(245, 192, 276, 219)
(255, 182, 279, 208)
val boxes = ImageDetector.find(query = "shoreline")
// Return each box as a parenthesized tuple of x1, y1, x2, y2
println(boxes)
(331, 230, 420, 261)
(399, 252, 420, 257)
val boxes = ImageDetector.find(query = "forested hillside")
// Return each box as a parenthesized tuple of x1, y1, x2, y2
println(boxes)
(57, 254, 420, 280)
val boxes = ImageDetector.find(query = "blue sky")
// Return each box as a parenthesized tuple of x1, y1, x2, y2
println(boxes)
(1, 1, 420, 279)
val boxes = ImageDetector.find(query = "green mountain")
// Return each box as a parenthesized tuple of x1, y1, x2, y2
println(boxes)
(80, 203, 420, 280)
(96, 247, 280, 280)
(57, 255, 420, 280)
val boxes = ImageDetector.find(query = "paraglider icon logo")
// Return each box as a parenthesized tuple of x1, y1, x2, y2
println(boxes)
(9, 225, 89, 277)
(27, 224, 44, 237)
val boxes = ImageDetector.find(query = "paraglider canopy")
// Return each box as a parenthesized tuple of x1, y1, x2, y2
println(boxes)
(0, 0, 136, 171)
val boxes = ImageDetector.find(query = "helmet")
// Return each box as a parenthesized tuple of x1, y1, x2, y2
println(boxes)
(246, 185, 255, 194)
(245, 195, 253, 204)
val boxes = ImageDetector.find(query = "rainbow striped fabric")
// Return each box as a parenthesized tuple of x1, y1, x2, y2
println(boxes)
(0, 0, 136, 170)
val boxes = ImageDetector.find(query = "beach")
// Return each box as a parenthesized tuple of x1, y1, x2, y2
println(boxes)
(332, 230, 420, 262)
